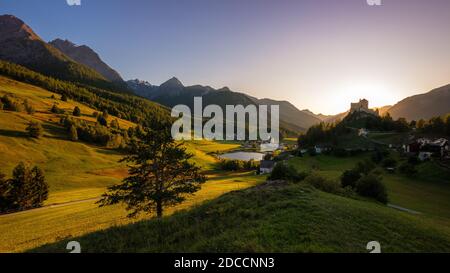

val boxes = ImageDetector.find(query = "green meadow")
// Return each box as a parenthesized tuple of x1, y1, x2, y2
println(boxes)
(1, 76, 449, 253)
(287, 154, 450, 225)
(0, 77, 264, 252)
(34, 182, 450, 253)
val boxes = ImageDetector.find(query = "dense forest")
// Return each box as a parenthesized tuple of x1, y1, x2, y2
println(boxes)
(0, 61, 171, 128)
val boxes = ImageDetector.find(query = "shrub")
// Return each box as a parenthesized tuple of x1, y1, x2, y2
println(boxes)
(24, 100, 35, 115)
(1, 95, 24, 112)
(97, 115, 108, 127)
(371, 149, 389, 164)
(26, 121, 44, 139)
(340, 169, 361, 188)
(308, 147, 317, 157)
(382, 158, 397, 168)
(218, 160, 258, 171)
(333, 148, 349, 157)
(407, 156, 420, 165)
(355, 174, 388, 204)
(51, 104, 64, 114)
(355, 159, 376, 175)
(102, 110, 109, 120)
(73, 106, 81, 117)
(399, 162, 417, 176)
(0, 101, 3, 110)
(268, 163, 307, 182)
(110, 119, 120, 129)
(305, 173, 341, 194)
(61, 94, 68, 102)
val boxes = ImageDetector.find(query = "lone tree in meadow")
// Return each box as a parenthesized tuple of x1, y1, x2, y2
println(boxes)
(26, 121, 44, 139)
(73, 106, 81, 117)
(69, 125, 78, 141)
(97, 115, 108, 127)
(98, 126, 206, 218)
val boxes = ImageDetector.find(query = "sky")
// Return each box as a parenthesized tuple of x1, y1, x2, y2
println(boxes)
(1, 0, 449, 115)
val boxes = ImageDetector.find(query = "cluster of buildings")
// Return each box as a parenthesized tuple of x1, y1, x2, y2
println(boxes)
(405, 138, 449, 161)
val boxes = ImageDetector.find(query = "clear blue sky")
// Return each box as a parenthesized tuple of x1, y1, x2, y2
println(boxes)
(1, 0, 450, 114)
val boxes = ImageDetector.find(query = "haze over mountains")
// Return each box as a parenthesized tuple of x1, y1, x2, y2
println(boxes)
(127, 78, 323, 132)
(0, 14, 449, 130)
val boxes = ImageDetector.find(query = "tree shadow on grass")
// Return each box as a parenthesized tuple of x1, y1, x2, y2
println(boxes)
(41, 122, 69, 141)
(0, 129, 28, 138)
(94, 148, 126, 157)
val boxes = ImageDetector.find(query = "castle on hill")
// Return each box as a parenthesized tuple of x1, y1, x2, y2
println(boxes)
(350, 99, 379, 116)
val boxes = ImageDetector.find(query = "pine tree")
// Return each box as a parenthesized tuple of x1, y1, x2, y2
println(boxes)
(9, 162, 32, 210)
(24, 99, 35, 115)
(70, 125, 78, 141)
(26, 121, 44, 139)
(51, 104, 64, 114)
(4, 163, 48, 212)
(29, 166, 48, 208)
(0, 172, 12, 213)
(102, 110, 109, 120)
(97, 115, 108, 127)
(110, 119, 120, 129)
(99, 126, 206, 218)
(73, 106, 81, 117)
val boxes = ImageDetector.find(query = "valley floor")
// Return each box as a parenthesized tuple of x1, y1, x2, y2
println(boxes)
(1, 76, 449, 253)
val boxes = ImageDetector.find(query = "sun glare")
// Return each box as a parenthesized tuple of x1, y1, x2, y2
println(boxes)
(335, 83, 397, 111)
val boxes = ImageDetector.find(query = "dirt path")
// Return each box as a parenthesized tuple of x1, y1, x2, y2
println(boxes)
(388, 204, 422, 215)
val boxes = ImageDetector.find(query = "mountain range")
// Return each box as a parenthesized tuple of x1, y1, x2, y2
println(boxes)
(127, 78, 323, 133)
(388, 84, 450, 121)
(0, 15, 109, 88)
(1, 14, 449, 131)
(49, 38, 124, 82)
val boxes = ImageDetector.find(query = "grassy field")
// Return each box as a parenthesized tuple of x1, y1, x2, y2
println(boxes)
(0, 76, 141, 203)
(367, 132, 410, 146)
(33, 182, 450, 253)
(2, 76, 449, 253)
(0, 171, 264, 252)
(288, 154, 450, 225)
(0, 77, 264, 252)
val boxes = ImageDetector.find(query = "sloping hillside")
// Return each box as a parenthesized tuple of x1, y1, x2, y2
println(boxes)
(50, 39, 124, 82)
(33, 182, 450, 253)
(0, 15, 111, 88)
(258, 98, 321, 131)
(0, 76, 135, 204)
(0, 76, 265, 252)
(388, 84, 450, 120)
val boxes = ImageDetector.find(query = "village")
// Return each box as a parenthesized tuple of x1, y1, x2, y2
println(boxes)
(234, 99, 450, 175)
